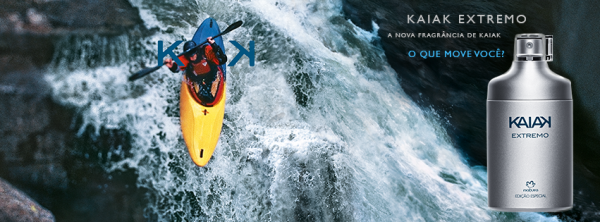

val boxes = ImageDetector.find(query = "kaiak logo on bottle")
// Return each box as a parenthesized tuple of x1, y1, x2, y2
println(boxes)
(509, 116, 551, 128)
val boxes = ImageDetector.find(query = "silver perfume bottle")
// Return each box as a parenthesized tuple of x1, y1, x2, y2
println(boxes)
(487, 34, 572, 212)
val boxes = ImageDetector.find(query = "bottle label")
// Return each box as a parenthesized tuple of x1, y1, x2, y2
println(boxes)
(487, 100, 572, 209)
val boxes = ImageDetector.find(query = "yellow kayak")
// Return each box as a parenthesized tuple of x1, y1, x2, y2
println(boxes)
(179, 18, 228, 167)
(179, 78, 226, 167)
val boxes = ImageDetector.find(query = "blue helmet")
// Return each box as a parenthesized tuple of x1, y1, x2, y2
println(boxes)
(183, 41, 196, 57)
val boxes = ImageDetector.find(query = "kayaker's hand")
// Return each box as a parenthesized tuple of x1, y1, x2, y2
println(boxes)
(164, 57, 173, 68)
(207, 36, 215, 45)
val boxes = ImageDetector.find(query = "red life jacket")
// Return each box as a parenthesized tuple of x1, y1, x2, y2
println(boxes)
(177, 44, 222, 77)
(185, 45, 220, 84)
(192, 56, 215, 76)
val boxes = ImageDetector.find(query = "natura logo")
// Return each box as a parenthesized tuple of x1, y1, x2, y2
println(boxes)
(523, 180, 538, 192)
(526, 181, 535, 188)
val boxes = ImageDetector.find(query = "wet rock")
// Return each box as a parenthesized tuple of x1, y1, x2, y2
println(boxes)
(26, 8, 52, 33)
(5, 13, 25, 34)
(0, 0, 147, 221)
(0, 177, 54, 222)
(0, 0, 143, 35)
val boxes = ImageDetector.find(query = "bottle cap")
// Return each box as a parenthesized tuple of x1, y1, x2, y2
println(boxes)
(514, 34, 553, 62)
(488, 33, 571, 100)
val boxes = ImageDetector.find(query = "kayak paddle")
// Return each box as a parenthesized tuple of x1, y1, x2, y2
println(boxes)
(128, 20, 243, 81)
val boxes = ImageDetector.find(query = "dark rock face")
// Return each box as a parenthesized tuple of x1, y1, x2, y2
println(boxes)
(0, 37, 64, 222)
(0, 178, 54, 222)
(342, 0, 600, 220)
(0, 0, 147, 221)
(0, 0, 142, 35)
(550, 1, 600, 220)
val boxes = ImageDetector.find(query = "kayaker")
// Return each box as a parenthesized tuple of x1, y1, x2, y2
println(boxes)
(164, 37, 227, 103)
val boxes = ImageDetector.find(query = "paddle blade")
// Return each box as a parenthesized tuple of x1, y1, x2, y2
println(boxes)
(179, 20, 244, 58)
(128, 65, 162, 81)
(222, 20, 243, 34)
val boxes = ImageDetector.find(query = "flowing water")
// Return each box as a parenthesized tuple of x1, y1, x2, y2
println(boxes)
(45, 0, 560, 221)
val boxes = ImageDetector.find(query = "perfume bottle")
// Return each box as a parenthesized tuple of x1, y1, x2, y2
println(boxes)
(487, 34, 572, 212)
